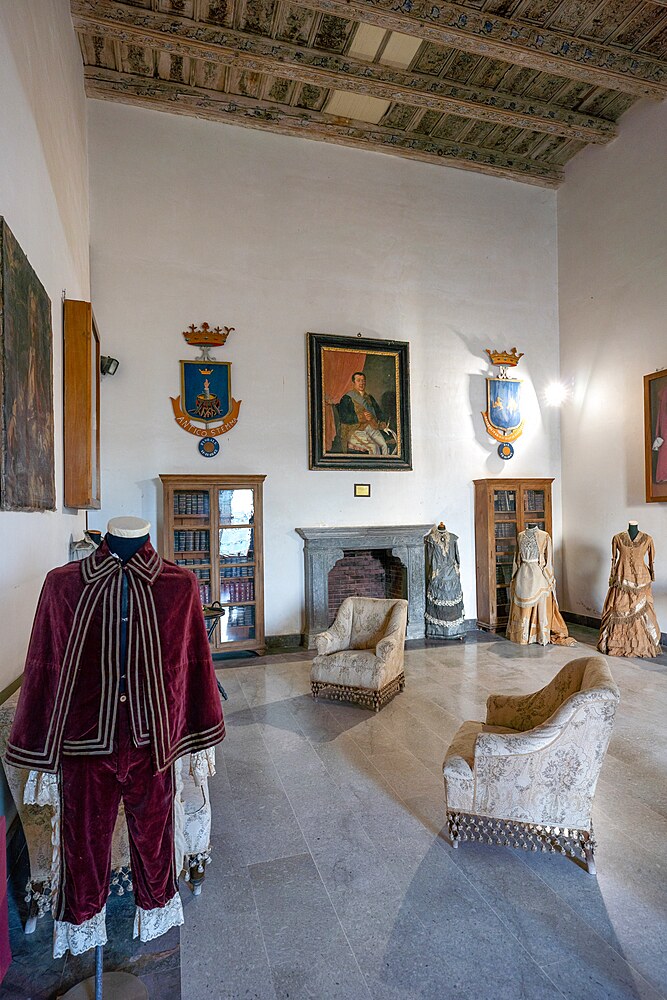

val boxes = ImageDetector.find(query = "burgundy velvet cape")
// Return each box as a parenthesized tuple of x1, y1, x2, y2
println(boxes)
(6, 540, 225, 774)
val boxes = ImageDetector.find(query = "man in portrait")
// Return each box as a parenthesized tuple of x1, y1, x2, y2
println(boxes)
(337, 371, 390, 455)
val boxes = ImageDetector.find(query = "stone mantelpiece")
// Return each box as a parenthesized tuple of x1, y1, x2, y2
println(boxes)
(296, 525, 432, 648)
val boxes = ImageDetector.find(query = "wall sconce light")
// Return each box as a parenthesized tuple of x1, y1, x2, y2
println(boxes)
(544, 380, 572, 407)
(100, 355, 119, 376)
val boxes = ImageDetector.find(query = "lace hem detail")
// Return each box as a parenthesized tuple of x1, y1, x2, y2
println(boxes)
(133, 893, 184, 943)
(53, 906, 107, 958)
(425, 612, 465, 627)
(23, 770, 59, 808)
(189, 747, 216, 787)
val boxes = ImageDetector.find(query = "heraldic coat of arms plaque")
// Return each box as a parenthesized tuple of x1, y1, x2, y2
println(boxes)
(171, 323, 241, 454)
(482, 347, 524, 460)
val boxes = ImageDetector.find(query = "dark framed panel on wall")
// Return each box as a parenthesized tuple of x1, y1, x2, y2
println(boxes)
(64, 299, 101, 509)
(307, 332, 412, 471)
(644, 368, 667, 503)
(0, 218, 55, 512)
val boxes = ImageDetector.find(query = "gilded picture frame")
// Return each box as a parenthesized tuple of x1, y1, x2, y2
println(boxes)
(307, 333, 412, 471)
(644, 368, 667, 503)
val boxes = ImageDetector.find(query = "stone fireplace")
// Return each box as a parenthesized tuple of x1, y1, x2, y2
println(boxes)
(296, 525, 431, 647)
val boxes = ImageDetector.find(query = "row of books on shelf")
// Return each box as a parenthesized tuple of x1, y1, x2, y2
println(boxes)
(176, 559, 210, 572)
(495, 521, 516, 538)
(198, 583, 212, 604)
(223, 581, 254, 602)
(523, 490, 545, 512)
(496, 566, 513, 585)
(222, 565, 253, 578)
(220, 552, 253, 563)
(174, 530, 210, 552)
(174, 492, 210, 516)
(493, 491, 516, 512)
(228, 606, 255, 626)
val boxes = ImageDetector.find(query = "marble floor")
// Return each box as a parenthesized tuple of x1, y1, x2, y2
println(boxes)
(181, 627, 667, 1000)
(2, 627, 666, 999)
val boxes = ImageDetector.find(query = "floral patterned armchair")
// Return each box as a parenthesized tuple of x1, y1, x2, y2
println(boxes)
(443, 656, 620, 873)
(311, 597, 408, 711)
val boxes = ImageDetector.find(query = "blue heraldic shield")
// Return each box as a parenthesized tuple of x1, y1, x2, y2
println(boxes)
(483, 377, 524, 443)
(181, 361, 231, 423)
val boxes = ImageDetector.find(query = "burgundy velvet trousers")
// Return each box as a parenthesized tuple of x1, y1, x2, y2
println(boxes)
(55, 703, 177, 926)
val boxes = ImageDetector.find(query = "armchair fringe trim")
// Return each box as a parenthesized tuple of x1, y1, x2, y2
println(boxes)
(311, 673, 405, 713)
(446, 811, 597, 874)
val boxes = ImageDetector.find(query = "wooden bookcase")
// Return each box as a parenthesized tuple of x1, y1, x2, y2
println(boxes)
(159, 474, 266, 655)
(63, 299, 101, 509)
(473, 478, 554, 632)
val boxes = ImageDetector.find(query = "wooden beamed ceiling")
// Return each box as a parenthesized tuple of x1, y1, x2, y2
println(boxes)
(72, 0, 667, 186)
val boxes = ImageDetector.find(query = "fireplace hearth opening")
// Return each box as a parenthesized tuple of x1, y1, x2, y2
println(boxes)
(327, 549, 406, 625)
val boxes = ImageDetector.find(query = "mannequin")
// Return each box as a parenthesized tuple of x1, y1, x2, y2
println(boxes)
(506, 526, 575, 646)
(7, 514, 225, 988)
(425, 521, 466, 640)
(598, 524, 661, 657)
(105, 516, 150, 561)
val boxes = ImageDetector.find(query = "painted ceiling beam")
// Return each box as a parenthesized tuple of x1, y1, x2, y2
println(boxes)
(284, 0, 667, 99)
(83, 67, 563, 186)
(71, 1, 617, 144)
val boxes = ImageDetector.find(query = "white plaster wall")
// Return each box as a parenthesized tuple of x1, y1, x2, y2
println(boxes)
(558, 98, 667, 630)
(88, 100, 562, 637)
(0, 1, 89, 690)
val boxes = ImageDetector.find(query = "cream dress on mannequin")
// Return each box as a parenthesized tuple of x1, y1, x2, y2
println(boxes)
(506, 527, 575, 646)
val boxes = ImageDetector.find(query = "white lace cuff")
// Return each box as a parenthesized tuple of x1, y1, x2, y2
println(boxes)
(189, 747, 216, 787)
(53, 906, 107, 958)
(133, 893, 184, 943)
(24, 770, 59, 808)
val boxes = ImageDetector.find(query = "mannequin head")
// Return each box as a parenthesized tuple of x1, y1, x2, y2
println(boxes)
(105, 516, 150, 562)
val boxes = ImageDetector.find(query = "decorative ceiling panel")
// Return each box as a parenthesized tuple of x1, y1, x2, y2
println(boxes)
(71, 0, 667, 186)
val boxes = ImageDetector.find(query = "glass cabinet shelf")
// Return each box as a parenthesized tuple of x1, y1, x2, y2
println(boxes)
(474, 479, 554, 633)
(160, 474, 266, 655)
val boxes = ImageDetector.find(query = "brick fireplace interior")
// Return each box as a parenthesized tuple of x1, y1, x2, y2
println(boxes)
(327, 549, 407, 625)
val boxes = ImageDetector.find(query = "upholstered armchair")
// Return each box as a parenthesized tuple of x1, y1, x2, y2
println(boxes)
(443, 656, 620, 873)
(311, 597, 408, 711)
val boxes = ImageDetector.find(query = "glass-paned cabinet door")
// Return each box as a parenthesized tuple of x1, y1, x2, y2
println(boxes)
(218, 488, 254, 524)
(220, 563, 255, 603)
(523, 487, 546, 530)
(160, 474, 265, 653)
(219, 604, 256, 643)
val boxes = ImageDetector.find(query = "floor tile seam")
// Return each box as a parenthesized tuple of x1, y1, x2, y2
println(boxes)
(244, 868, 280, 1000)
(268, 756, 375, 1000)
(510, 846, 665, 967)
(219, 673, 281, 1000)
(446, 853, 560, 977)
(538, 949, 667, 1000)
(364, 707, 450, 770)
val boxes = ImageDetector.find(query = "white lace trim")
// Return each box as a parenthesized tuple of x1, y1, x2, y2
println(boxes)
(189, 747, 216, 787)
(23, 770, 59, 808)
(53, 905, 107, 958)
(133, 893, 184, 943)
(428, 592, 463, 607)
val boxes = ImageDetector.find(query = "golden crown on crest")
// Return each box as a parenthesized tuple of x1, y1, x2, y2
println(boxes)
(182, 322, 235, 347)
(485, 347, 524, 368)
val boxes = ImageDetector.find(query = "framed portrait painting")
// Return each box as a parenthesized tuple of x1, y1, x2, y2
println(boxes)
(644, 368, 667, 503)
(0, 218, 55, 511)
(307, 333, 412, 471)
